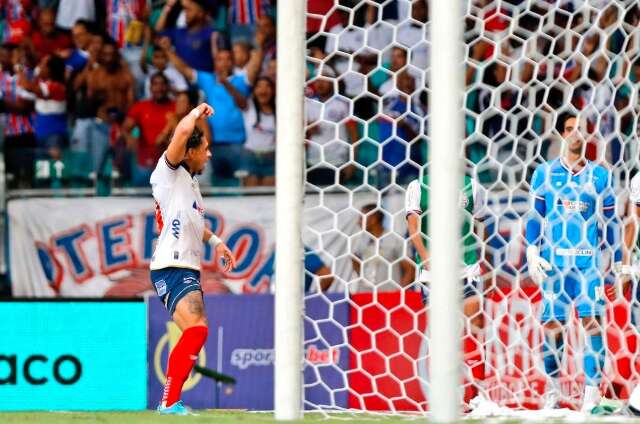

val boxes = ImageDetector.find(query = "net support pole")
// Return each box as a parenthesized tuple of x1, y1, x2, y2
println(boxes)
(274, 0, 305, 420)
(429, 0, 463, 422)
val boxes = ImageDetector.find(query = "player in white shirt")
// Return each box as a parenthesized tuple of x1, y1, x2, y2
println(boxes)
(151, 102, 236, 415)
(620, 173, 640, 416)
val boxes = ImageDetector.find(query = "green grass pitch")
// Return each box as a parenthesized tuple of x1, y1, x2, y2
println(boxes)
(0, 411, 439, 424)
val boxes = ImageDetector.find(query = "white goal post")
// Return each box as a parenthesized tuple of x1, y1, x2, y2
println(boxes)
(274, 0, 465, 420)
(429, 0, 464, 421)
(276, 0, 640, 420)
(274, 0, 305, 420)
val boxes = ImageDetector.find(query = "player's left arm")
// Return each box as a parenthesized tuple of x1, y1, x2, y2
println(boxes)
(471, 178, 486, 277)
(203, 227, 237, 272)
(601, 170, 625, 298)
(623, 201, 638, 267)
(602, 170, 622, 265)
(624, 175, 640, 266)
(616, 175, 640, 297)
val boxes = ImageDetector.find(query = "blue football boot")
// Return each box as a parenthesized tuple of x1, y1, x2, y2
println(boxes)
(157, 400, 191, 415)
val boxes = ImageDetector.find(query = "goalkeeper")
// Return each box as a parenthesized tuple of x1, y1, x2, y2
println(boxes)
(405, 169, 485, 400)
(525, 113, 622, 412)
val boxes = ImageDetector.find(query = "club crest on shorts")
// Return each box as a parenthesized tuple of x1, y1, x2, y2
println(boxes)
(154, 279, 167, 296)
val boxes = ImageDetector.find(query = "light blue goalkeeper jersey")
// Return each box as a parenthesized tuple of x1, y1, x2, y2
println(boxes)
(525, 158, 617, 270)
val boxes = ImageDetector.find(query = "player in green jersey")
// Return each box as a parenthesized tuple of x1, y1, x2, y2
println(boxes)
(405, 172, 486, 401)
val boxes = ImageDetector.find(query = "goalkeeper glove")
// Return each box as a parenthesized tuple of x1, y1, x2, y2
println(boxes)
(526, 245, 551, 285)
(612, 262, 634, 280)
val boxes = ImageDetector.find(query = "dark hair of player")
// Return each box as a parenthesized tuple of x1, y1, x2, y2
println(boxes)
(558, 111, 577, 132)
(185, 126, 204, 152)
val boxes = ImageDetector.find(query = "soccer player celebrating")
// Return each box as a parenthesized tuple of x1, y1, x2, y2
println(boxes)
(150, 102, 237, 415)
(525, 113, 621, 412)
(405, 170, 485, 400)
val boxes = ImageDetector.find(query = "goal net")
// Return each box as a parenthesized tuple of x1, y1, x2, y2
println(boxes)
(297, 0, 640, 414)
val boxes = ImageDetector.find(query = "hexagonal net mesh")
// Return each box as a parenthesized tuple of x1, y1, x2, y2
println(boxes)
(299, 0, 640, 415)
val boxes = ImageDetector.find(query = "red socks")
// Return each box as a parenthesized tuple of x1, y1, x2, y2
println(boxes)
(162, 325, 208, 407)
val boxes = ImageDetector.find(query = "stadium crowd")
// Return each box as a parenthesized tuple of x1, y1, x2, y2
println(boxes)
(1, 1, 637, 191)
(0, 0, 280, 188)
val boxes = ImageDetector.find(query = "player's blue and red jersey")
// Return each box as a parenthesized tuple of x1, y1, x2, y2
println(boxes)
(525, 157, 619, 270)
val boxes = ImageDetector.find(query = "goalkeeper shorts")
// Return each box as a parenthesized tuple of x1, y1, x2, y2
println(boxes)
(150, 267, 202, 315)
(540, 267, 604, 322)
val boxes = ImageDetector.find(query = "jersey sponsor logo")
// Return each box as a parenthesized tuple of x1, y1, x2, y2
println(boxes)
(171, 219, 180, 239)
(183, 276, 199, 285)
(558, 199, 588, 212)
(231, 348, 273, 369)
(555, 248, 594, 256)
(0, 354, 82, 385)
(192, 201, 204, 216)
(154, 279, 167, 296)
(230, 345, 340, 370)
